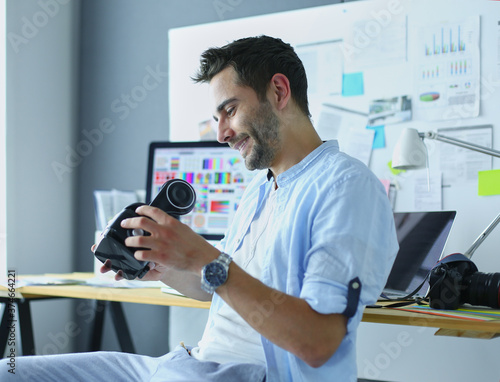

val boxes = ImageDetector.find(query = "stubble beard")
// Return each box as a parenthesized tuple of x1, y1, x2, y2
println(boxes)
(242, 100, 282, 171)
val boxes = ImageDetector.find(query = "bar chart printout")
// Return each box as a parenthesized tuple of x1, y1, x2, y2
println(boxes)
(414, 16, 480, 121)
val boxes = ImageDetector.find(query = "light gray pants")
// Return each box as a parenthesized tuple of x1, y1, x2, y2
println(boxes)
(0, 346, 266, 381)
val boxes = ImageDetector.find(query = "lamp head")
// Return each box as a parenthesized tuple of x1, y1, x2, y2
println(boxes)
(392, 127, 428, 170)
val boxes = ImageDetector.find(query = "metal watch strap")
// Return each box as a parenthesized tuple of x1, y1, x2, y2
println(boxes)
(216, 251, 232, 267)
(200, 252, 232, 294)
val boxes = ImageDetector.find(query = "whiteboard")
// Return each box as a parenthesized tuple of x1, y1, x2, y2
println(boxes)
(168, 0, 500, 254)
(168, 0, 409, 141)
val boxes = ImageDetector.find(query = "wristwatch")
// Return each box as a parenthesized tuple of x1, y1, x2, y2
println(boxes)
(201, 252, 232, 294)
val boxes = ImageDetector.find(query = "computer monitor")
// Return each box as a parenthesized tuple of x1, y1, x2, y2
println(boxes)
(146, 141, 257, 241)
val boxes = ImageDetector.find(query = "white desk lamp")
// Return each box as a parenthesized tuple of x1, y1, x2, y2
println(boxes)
(392, 127, 500, 259)
(392, 127, 500, 170)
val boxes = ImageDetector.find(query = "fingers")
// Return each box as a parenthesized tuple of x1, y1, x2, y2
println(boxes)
(100, 259, 114, 274)
(123, 233, 155, 253)
(99, 260, 125, 281)
(115, 270, 125, 281)
(135, 205, 174, 225)
(120, 215, 156, 233)
(120, 206, 178, 249)
(120, 206, 169, 234)
(133, 248, 160, 265)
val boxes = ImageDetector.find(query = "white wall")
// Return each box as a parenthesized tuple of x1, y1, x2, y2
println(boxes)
(6, 0, 80, 354)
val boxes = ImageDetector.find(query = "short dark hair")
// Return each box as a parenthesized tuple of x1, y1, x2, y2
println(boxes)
(192, 35, 310, 117)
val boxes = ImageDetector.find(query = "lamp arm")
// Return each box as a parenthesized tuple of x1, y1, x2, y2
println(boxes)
(463, 212, 500, 259)
(422, 131, 500, 158)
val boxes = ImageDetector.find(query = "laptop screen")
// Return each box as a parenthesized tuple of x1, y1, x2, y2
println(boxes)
(145, 141, 256, 241)
(384, 210, 456, 296)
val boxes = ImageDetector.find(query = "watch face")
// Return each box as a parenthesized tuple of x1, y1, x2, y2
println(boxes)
(204, 262, 228, 287)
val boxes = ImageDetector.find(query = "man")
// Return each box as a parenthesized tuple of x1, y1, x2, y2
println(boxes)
(0, 36, 398, 381)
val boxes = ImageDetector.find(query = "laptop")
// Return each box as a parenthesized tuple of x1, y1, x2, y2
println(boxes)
(382, 210, 456, 299)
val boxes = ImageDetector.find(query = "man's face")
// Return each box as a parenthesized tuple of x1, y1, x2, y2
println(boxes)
(209, 67, 282, 171)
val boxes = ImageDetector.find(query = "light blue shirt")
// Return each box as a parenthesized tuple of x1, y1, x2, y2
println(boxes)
(212, 140, 399, 382)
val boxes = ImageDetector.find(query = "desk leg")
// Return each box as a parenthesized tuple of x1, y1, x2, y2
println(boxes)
(89, 300, 136, 354)
(90, 300, 107, 351)
(0, 300, 36, 357)
(109, 302, 136, 354)
(17, 301, 35, 356)
(0, 303, 9, 358)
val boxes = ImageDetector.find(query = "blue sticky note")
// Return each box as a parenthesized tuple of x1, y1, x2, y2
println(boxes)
(366, 125, 385, 149)
(342, 72, 364, 96)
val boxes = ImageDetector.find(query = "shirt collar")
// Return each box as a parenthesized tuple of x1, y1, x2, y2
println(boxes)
(265, 141, 339, 184)
(272, 140, 339, 187)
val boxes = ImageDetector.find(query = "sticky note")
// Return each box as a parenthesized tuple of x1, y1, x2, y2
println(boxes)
(342, 72, 364, 96)
(366, 125, 385, 149)
(388, 160, 405, 175)
(379, 179, 391, 196)
(478, 169, 500, 196)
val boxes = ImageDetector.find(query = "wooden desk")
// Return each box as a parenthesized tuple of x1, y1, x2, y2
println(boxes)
(362, 302, 500, 339)
(4, 272, 209, 309)
(17, 281, 211, 309)
(0, 273, 209, 357)
(2, 273, 499, 357)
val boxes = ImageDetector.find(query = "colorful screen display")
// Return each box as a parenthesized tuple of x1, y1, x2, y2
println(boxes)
(146, 141, 256, 241)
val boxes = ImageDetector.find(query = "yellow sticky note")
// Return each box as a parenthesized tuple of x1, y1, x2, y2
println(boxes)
(387, 160, 405, 175)
(478, 169, 500, 196)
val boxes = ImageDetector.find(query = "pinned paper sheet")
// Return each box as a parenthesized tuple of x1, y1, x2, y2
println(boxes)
(340, 127, 374, 166)
(316, 103, 368, 141)
(478, 169, 500, 196)
(414, 171, 442, 211)
(438, 125, 493, 186)
(342, 72, 364, 96)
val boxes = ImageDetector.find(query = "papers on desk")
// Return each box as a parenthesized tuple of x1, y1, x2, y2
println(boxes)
(85, 277, 164, 289)
(86, 277, 185, 296)
(394, 303, 500, 322)
(17, 274, 164, 289)
(17, 274, 186, 296)
(16, 276, 87, 288)
(161, 285, 185, 297)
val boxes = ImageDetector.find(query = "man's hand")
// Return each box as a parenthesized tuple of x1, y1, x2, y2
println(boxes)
(91, 205, 216, 301)
(91, 244, 138, 281)
(120, 205, 219, 275)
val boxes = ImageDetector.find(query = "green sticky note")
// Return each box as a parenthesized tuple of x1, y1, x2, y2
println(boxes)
(478, 169, 500, 196)
(388, 160, 405, 175)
